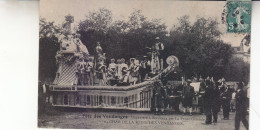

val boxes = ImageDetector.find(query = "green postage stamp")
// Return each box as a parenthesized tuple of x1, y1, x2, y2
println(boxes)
(227, 1, 251, 33)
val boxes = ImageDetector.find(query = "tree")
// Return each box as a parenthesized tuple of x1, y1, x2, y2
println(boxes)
(78, 8, 168, 62)
(123, 10, 168, 59)
(39, 18, 60, 83)
(78, 8, 113, 56)
(224, 57, 250, 84)
(40, 18, 61, 38)
(79, 8, 112, 33)
(167, 16, 233, 79)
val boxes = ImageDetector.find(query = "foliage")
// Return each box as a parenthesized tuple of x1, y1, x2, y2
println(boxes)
(65, 14, 74, 23)
(224, 57, 250, 84)
(166, 16, 233, 79)
(78, 9, 167, 62)
(40, 18, 61, 38)
(79, 8, 112, 33)
(39, 18, 60, 83)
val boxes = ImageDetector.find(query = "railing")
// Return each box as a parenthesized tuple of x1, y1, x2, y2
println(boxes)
(50, 64, 176, 111)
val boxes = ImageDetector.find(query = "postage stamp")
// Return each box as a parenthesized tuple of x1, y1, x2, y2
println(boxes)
(227, 1, 251, 33)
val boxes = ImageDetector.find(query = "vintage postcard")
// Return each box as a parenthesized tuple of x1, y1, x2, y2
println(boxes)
(39, 0, 251, 129)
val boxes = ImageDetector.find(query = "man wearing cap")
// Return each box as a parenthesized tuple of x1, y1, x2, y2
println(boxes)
(182, 79, 195, 116)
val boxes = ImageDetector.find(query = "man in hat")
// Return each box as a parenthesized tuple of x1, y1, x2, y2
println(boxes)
(155, 37, 164, 51)
(235, 82, 249, 130)
(201, 77, 220, 124)
(203, 78, 215, 124)
(198, 78, 206, 114)
(220, 78, 232, 120)
(154, 37, 164, 71)
(182, 79, 195, 116)
(212, 77, 221, 123)
(153, 81, 166, 115)
(168, 83, 182, 113)
(151, 37, 163, 74)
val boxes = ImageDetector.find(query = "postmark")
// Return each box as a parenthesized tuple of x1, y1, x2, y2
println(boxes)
(226, 1, 251, 33)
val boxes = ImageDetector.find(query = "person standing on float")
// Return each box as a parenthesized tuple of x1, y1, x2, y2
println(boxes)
(140, 56, 150, 81)
(76, 56, 87, 85)
(87, 57, 94, 86)
(116, 59, 122, 81)
(120, 58, 129, 85)
(108, 58, 117, 85)
(151, 37, 164, 74)
(129, 58, 140, 85)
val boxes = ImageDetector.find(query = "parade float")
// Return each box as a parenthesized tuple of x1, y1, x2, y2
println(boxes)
(49, 41, 179, 111)
(48, 22, 180, 111)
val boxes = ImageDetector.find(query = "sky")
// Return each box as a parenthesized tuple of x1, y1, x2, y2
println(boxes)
(40, 0, 249, 47)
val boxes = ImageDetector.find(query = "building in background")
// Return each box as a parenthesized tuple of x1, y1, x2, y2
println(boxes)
(232, 41, 250, 63)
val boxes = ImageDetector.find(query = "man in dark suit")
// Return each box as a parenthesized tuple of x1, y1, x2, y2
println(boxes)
(220, 81, 232, 120)
(182, 79, 194, 116)
(212, 80, 221, 123)
(152, 81, 166, 114)
(168, 84, 182, 113)
(235, 82, 249, 130)
(198, 78, 206, 114)
(204, 79, 215, 124)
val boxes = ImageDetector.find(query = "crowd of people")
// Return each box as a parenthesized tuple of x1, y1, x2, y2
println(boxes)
(151, 77, 249, 129)
(75, 37, 165, 86)
(75, 54, 162, 86)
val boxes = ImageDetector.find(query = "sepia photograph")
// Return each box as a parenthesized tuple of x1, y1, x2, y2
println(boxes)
(38, 0, 251, 129)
